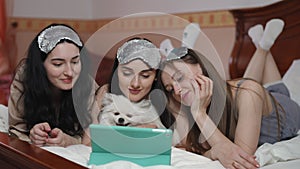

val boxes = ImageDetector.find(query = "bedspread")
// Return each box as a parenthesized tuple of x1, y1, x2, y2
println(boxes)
(42, 132, 300, 169)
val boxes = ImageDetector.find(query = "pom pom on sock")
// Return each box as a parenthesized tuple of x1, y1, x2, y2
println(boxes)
(182, 23, 201, 49)
(160, 39, 174, 57)
(248, 24, 263, 48)
(259, 19, 285, 51)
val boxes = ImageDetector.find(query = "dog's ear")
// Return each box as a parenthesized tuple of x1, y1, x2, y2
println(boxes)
(102, 93, 113, 107)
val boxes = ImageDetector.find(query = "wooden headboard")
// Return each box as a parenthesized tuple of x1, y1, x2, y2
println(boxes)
(229, 0, 300, 79)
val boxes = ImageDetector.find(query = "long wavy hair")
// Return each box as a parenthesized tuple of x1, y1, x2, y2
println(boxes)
(104, 37, 169, 127)
(17, 23, 93, 137)
(157, 48, 240, 154)
(158, 48, 283, 154)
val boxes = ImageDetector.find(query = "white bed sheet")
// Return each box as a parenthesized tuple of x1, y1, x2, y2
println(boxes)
(0, 103, 299, 169)
(0, 104, 8, 133)
(255, 131, 300, 168)
(282, 59, 300, 106)
(42, 145, 225, 169)
(42, 132, 300, 169)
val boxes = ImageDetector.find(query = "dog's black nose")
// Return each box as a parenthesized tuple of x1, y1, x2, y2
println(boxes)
(118, 118, 124, 124)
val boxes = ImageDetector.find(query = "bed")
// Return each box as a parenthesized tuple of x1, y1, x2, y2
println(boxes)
(0, 133, 86, 169)
(228, 0, 300, 168)
(1, 0, 299, 168)
(61, 0, 300, 168)
(42, 134, 300, 169)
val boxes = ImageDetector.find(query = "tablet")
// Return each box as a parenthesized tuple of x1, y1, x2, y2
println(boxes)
(88, 124, 172, 166)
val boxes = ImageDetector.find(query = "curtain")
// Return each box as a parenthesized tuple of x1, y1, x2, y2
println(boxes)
(0, 0, 10, 76)
(0, 0, 11, 106)
(0, 0, 6, 44)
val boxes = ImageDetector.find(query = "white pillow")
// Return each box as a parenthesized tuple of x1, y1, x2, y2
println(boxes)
(283, 59, 300, 106)
(0, 104, 8, 133)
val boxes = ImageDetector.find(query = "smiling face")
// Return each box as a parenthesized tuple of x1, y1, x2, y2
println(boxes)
(161, 61, 202, 106)
(116, 59, 156, 102)
(43, 42, 81, 90)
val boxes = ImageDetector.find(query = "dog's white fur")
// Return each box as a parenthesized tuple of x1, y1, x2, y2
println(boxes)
(98, 93, 165, 128)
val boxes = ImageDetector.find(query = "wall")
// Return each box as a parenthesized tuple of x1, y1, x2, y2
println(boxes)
(11, 11, 235, 79)
(12, 0, 281, 19)
(9, 0, 281, 80)
(12, 0, 93, 19)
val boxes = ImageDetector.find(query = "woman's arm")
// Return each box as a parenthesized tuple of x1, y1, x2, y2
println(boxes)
(45, 127, 82, 147)
(8, 66, 31, 142)
(28, 122, 82, 147)
(234, 80, 269, 154)
(82, 84, 109, 146)
(191, 75, 260, 169)
(94, 84, 109, 122)
(195, 112, 259, 169)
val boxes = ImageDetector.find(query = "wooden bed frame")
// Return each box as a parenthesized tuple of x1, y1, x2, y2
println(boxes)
(229, 0, 300, 79)
(0, 132, 87, 169)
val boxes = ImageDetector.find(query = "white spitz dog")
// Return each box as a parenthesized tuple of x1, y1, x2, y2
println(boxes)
(98, 93, 165, 128)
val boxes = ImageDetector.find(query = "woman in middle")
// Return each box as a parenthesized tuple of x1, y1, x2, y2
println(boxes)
(95, 38, 166, 129)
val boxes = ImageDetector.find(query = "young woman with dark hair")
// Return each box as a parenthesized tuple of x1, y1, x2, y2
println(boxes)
(8, 23, 99, 147)
(95, 38, 167, 128)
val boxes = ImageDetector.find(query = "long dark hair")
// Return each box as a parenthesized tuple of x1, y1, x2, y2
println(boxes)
(18, 23, 92, 137)
(158, 48, 283, 154)
(106, 37, 169, 127)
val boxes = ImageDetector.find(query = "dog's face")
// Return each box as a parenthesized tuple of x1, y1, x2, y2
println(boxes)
(109, 111, 133, 126)
(98, 93, 160, 127)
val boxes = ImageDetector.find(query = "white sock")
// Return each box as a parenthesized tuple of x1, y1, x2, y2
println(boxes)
(248, 24, 263, 48)
(182, 23, 201, 49)
(160, 39, 174, 57)
(259, 18, 285, 51)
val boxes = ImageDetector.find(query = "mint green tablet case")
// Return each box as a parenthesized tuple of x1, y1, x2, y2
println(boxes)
(88, 124, 172, 166)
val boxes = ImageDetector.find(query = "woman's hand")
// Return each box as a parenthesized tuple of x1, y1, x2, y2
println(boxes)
(210, 140, 260, 169)
(190, 73, 213, 118)
(30, 123, 81, 147)
(45, 128, 66, 147)
(30, 123, 65, 147)
(45, 128, 82, 147)
(29, 122, 51, 147)
(189, 74, 260, 169)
